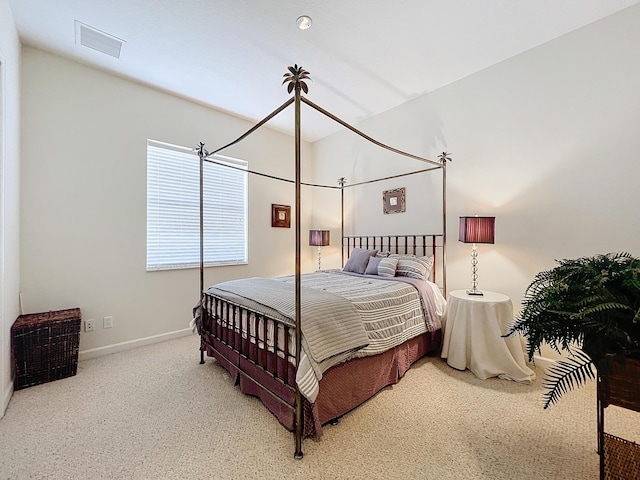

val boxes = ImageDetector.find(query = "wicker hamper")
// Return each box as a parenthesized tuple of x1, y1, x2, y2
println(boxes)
(598, 358, 640, 480)
(11, 308, 81, 390)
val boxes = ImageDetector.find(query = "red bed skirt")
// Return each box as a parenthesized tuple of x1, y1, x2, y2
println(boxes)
(203, 329, 441, 437)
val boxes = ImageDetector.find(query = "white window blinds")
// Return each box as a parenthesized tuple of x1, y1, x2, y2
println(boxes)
(146, 140, 248, 271)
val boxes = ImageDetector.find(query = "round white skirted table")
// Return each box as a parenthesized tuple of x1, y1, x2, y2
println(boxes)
(441, 290, 536, 383)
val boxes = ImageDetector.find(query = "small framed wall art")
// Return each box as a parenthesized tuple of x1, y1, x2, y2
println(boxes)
(382, 187, 406, 214)
(271, 204, 291, 228)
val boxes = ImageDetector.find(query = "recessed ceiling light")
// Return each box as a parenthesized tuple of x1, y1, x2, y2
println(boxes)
(296, 15, 312, 30)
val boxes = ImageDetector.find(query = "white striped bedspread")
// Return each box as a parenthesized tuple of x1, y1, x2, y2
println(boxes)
(201, 270, 445, 402)
(277, 271, 443, 356)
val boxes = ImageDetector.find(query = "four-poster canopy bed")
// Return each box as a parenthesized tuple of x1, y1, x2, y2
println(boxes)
(192, 65, 450, 459)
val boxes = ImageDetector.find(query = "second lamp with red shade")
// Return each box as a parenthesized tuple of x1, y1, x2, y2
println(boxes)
(459, 216, 495, 296)
(309, 229, 330, 271)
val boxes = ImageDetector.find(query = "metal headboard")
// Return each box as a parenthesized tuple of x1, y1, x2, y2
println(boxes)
(342, 234, 445, 289)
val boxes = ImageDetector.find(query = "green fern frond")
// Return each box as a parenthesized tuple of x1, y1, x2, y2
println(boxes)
(542, 349, 596, 409)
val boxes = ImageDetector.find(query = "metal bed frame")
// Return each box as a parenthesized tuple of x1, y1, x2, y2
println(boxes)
(195, 66, 449, 458)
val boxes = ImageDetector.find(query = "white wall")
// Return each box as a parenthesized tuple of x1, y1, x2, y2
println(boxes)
(20, 47, 314, 357)
(312, 5, 640, 360)
(14, 4, 640, 377)
(0, 0, 21, 417)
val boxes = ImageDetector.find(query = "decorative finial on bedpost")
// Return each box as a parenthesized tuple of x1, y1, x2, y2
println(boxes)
(438, 152, 452, 164)
(282, 65, 311, 94)
(194, 142, 209, 158)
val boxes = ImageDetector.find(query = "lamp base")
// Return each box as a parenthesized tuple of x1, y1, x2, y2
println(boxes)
(466, 288, 484, 296)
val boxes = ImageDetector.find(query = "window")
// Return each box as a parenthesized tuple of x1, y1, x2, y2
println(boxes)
(146, 140, 248, 271)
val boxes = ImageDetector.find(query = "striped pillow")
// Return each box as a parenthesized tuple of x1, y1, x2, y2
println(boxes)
(378, 257, 399, 277)
(391, 254, 434, 281)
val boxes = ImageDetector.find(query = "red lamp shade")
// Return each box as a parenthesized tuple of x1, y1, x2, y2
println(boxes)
(309, 230, 330, 247)
(459, 217, 495, 244)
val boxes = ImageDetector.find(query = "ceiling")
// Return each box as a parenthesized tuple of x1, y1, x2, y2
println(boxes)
(9, 0, 639, 142)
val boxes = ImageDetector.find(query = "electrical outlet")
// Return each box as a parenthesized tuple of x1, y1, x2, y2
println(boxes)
(103, 316, 113, 329)
(85, 319, 95, 332)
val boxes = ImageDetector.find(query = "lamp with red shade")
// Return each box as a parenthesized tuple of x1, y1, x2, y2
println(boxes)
(459, 216, 495, 296)
(309, 229, 330, 271)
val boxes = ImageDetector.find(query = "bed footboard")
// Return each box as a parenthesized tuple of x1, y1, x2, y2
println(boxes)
(200, 296, 441, 440)
(200, 292, 299, 415)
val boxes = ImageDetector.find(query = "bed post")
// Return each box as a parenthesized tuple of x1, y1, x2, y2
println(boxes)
(294, 77, 304, 461)
(339, 177, 346, 266)
(283, 64, 310, 460)
(197, 143, 207, 364)
(438, 152, 451, 296)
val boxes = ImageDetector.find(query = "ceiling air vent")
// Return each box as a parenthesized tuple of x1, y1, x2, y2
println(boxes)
(74, 21, 125, 59)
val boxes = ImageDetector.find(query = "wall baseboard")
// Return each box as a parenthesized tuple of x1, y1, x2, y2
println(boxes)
(531, 354, 555, 373)
(79, 328, 193, 362)
(1, 383, 13, 419)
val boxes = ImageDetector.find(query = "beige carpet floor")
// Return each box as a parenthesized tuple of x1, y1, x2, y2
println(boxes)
(1, 334, 638, 479)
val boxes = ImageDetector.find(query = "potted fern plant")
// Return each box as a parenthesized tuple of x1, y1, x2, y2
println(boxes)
(507, 252, 640, 408)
